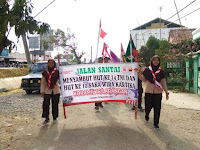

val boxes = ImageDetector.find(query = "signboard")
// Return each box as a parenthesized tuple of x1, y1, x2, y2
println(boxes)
(29, 37, 39, 49)
(59, 63, 138, 106)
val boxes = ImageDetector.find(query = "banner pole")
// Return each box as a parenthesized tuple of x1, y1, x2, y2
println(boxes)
(130, 32, 133, 63)
(57, 54, 61, 66)
(135, 106, 137, 119)
(58, 54, 67, 119)
(63, 104, 66, 119)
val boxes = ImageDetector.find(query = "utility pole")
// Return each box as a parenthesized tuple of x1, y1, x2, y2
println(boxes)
(90, 46, 92, 63)
(21, 34, 31, 69)
(173, 0, 186, 40)
(159, 6, 162, 40)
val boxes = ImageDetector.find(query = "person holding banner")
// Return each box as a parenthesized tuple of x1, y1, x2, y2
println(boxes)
(104, 57, 110, 63)
(40, 58, 60, 125)
(138, 55, 169, 129)
(95, 57, 104, 110)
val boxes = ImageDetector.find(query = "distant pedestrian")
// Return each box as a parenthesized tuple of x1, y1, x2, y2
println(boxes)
(132, 78, 143, 112)
(95, 57, 104, 110)
(40, 58, 60, 125)
(138, 55, 169, 129)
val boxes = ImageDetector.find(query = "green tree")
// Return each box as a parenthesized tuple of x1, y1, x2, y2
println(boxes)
(139, 36, 159, 66)
(0, 0, 50, 65)
(42, 29, 84, 64)
(155, 40, 171, 70)
(139, 46, 149, 66)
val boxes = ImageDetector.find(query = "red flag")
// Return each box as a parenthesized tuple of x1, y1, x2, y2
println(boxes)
(102, 43, 110, 58)
(132, 49, 139, 62)
(121, 43, 125, 62)
(100, 29, 107, 38)
(99, 20, 107, 38)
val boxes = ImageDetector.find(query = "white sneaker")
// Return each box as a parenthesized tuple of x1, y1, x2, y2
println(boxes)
(53, 119, 57, 124)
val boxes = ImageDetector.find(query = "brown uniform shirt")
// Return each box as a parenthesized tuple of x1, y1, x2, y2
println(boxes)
(139, 74, 168, 94)
(40, 76, 61, 95)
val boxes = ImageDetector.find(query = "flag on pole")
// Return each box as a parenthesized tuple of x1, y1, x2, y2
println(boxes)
(102, 43, 110, 58)
(110, 50, 118, 63)
(100, 20, 107, 39)
(121, 43, 125, 62)
(124, 34, 138, 62)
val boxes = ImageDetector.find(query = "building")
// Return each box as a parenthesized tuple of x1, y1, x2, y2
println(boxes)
(186, 27, 200, 94)
(168, 29, 195, 44)
(192, 28, 200, 40)
(130, 18, 183, 49)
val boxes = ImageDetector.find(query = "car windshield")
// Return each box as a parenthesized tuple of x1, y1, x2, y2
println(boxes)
(31, 62, 48, 73)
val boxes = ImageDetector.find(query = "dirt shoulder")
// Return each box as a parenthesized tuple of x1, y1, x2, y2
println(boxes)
(0, 91, 200, 150)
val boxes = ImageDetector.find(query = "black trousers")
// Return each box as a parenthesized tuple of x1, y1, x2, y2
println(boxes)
(145, 93, 162, 125)
(95, 102, 102, 107)
(138, 92, 142, 108)
(42, 93, 60, 119)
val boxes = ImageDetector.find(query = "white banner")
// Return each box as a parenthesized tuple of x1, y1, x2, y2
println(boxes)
(59, 63, 138, 106)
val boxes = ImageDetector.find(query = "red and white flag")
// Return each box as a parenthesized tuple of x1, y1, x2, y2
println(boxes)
(99, 20, 107, 39)
(102, 43, 110, 58)
(121, 43, 125, 62)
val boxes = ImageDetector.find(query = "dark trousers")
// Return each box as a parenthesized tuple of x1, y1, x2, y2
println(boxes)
(145, 93, 162, 125)
(95, 102, 102, 107)
(42, 93, 60, 119)
(138, 92, 142, 108)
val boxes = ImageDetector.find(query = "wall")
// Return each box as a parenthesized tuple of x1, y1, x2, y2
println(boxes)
(131, 27, 181, 50)
(0, 76, 23, 90)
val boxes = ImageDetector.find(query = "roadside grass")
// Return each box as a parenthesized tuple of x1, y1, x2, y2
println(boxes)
(0, 68, 28, 78)
(0, 88, 23, 96)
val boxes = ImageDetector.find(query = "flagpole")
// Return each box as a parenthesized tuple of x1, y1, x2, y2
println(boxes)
(130, 31, 133, 63)
(91, 46, 92, 63)
(95, 20, 101, 63)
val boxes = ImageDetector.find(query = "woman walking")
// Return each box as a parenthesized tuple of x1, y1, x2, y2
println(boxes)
(138, 55, 169, 129)
(40, 58, 60, 125)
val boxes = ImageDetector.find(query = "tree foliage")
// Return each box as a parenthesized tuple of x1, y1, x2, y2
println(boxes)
(43, 28, 84, 64)
(155, 40, 171, 70)
(0, 0, 50, 53)
(162, 38, 200, 63)
(139, 36, 159, 66)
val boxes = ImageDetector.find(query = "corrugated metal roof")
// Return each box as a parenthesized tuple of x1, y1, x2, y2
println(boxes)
(133, 18, 183, 30)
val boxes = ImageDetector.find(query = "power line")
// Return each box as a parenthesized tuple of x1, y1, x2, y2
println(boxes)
(164, 7, 200, 28)
(138, 0, 198, 35)
(34, 0, 56, 18)
(6, 0, 57, 37)
(166, 0, 196, 21)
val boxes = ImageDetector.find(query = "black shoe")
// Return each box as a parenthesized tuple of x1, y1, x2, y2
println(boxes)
(99, 103, 103, 108)
(42, 118, 50, 125)
(132, 106, 135, 110)
(154, 124, 159, 129)
(95, 106, 99, 110)
(139, 107, 143, 112)
(145, 116, 149, 121)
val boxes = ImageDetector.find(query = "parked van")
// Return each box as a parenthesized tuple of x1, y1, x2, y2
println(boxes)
(21, 60, 68, 94)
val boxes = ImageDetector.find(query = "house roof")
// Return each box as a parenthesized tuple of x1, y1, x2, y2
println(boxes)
(133, 18, 183, 30)
(168, 29, 195, 44)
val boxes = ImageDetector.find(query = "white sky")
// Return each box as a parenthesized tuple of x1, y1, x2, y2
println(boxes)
(8, 0, 200, 62)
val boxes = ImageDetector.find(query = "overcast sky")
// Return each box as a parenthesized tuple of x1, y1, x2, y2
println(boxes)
(9, 0, 200, 62)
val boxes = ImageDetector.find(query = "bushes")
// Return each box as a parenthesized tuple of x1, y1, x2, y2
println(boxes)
(0, 68, 29, 78)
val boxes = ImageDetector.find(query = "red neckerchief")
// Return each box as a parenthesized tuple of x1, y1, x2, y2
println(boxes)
(149, 65, 163, 91)
(46, 68, 56, 88)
